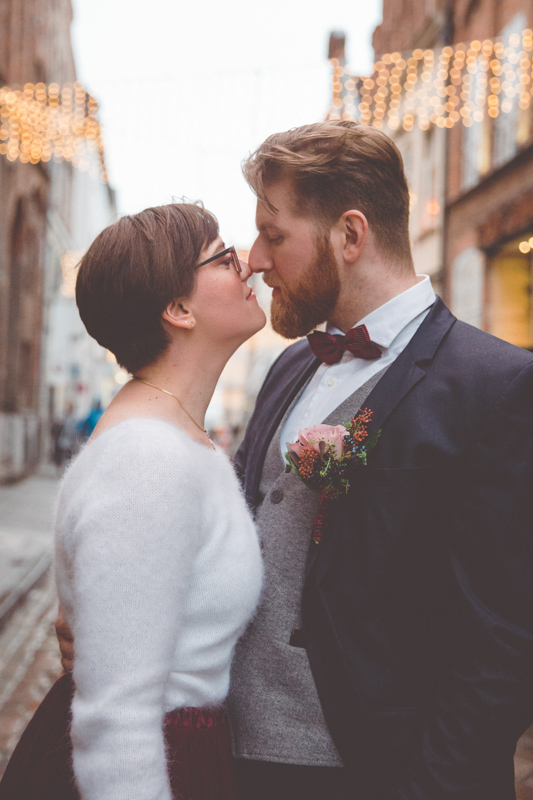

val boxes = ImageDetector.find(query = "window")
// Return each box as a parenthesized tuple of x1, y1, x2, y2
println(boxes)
(493, 14, 526, 169)
(461, 58, 486, 190)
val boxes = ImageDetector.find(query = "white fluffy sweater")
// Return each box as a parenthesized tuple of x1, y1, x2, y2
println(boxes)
(54, 418, 262, 800)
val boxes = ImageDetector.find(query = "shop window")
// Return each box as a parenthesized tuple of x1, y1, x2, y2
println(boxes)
(487, 235, 533, 350)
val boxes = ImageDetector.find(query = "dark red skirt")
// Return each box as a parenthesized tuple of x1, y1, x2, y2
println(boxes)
(0, 673, 239, 800)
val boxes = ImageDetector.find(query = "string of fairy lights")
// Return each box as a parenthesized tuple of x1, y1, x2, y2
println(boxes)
(1, 28, 532, 176)
(328, 28, 533, 132)
(0, 82, 107, 181)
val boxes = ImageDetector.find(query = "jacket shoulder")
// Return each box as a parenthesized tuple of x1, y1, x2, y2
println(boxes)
(446, 320, 533, 374)
(257, 339, 313, 394)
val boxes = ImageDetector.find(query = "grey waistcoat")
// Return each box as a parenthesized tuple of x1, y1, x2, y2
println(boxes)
(228, 367, 388, 766)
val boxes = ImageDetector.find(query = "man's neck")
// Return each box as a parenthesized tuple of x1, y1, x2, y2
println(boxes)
(330, 268, 419, 333)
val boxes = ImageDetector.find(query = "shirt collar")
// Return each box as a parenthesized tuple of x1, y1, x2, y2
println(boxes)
(327, 275, 436, 349)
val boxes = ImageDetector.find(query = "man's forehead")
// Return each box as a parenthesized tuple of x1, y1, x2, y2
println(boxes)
(255, 191, 292, 228)
(255, 200, 277, 229)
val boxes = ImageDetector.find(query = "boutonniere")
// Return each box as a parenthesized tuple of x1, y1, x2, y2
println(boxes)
(284, 408, 380, 544)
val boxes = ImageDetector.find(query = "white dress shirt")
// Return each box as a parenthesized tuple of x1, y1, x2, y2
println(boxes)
(280, 276, 436, 456)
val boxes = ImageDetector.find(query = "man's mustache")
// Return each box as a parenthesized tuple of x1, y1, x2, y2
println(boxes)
(262, 276, 281, 290)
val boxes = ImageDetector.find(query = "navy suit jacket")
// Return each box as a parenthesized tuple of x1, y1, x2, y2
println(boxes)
(235, 299, 533, 799)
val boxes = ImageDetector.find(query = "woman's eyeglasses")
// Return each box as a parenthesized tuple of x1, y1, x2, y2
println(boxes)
(195, 245, 242, 274)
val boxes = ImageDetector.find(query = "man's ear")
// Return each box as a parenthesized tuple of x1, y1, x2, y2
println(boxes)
(162, 300, 196, 330)
(338, 209, 368, 264)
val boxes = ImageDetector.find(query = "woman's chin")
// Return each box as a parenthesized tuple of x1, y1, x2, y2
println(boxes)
(240, 310, 267, 343)
(254, 309, 268, 335)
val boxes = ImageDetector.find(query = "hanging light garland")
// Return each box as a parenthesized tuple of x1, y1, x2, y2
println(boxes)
(328, 28, 533, 132)
(0, 81, 107, 181)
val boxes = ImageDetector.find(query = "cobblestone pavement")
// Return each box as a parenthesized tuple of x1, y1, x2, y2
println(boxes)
(0, 466, 62, 779)
(0, 465, 59, 618)
(0, 568, 61, 778)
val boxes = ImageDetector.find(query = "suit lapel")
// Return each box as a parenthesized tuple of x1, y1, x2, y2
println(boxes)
(246, 299, 456, 509)
(304, 299, 456, 579)
(358, 297, 456, 433)
(246, 344, 320, 506)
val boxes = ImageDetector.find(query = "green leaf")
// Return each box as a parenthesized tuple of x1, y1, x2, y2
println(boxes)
(365, 429, 381, 452)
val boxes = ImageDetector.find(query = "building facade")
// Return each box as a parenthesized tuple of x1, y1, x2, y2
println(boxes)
(444, 1, 533, 348)
(0, 0, 115, 481)
(330, 1, 533, 351)
(372, 1, 450, 295)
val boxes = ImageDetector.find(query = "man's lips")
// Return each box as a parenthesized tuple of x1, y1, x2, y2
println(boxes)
(262, 278, 281, 298)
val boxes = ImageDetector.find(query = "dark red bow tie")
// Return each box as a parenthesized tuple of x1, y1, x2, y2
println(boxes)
(307, 325, 382, 365)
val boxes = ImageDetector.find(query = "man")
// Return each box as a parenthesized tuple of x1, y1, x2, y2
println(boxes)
(227, 120, 533, 800)
(57, 121, 533, 799)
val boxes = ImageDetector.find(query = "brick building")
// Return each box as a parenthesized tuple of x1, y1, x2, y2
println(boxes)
(444, 1, 533, 350)
(0, 0, 116, 483)
(374, 2, 450, 297)
(0, 0, 77, 481)
(372, 0, 533, 349)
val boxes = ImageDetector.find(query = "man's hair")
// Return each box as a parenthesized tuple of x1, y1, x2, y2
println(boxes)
(75, 203, 219, 374)
(242, 120, 412, 264)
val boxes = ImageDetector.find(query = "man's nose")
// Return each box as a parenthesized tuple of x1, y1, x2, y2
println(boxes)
(248, 239, 273, 274)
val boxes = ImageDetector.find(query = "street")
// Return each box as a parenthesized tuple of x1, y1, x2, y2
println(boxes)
(0, 468, 532, 795)
(0, 468, 62, 779)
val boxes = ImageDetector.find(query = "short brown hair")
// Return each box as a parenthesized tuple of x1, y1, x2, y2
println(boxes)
(76, 203, 218, 373)
(242, 121, 412, 264)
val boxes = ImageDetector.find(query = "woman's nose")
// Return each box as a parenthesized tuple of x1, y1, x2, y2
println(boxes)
(239, 259, 252, 281)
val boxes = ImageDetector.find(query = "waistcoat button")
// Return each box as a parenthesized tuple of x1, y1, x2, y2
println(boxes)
(270, 489, 283, 504)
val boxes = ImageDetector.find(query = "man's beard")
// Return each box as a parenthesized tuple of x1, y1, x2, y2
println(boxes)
(267, 236, 340, 339)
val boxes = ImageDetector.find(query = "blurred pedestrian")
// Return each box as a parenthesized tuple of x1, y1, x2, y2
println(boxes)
(51, 403, 79, 471)
(76, 399, 104, 441)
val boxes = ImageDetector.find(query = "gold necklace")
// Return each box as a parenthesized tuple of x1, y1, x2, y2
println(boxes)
(132, 377, 210, 438)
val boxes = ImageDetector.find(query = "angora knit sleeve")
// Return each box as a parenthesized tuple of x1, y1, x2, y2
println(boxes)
(65, 421, 203, 800)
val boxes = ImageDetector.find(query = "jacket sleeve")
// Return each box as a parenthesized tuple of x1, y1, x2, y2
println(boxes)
(398, 362, 533, 799)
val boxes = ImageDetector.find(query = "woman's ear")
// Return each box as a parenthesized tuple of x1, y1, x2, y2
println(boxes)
(162, 300, 196, 330)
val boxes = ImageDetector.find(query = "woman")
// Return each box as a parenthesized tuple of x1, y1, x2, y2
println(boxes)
(0, 203, 266, 800)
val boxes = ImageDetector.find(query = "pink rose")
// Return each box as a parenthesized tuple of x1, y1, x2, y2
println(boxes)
(289, 423, 349, 460)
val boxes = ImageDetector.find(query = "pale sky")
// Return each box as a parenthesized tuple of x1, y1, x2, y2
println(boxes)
(71, 0, 382, 248)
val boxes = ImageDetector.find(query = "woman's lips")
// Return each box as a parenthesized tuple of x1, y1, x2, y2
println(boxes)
(246, 289, 256, 301)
